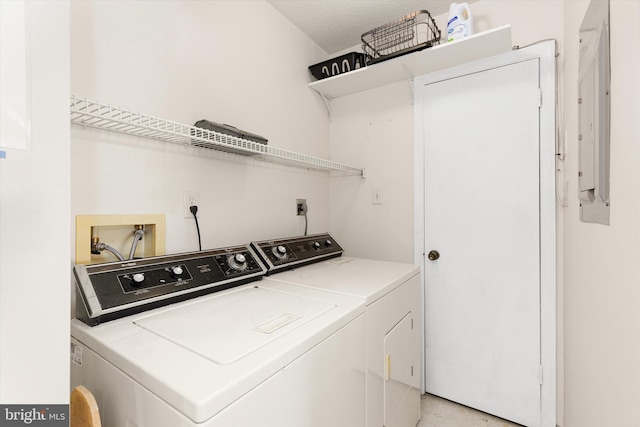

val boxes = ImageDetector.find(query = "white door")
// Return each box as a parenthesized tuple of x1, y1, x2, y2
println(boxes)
(422, 59, 542, 427)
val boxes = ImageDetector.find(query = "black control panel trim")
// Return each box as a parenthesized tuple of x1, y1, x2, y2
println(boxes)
(251, 233, 343, 274)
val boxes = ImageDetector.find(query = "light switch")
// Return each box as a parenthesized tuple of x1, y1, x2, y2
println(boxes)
(372, 188, 383, 205)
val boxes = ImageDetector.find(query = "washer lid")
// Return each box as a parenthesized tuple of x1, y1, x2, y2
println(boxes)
(134, 286, 335, 364)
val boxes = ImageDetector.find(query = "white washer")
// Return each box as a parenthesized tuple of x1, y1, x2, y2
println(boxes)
(252, 234, 422, 427)
(71, 244, 366, 427)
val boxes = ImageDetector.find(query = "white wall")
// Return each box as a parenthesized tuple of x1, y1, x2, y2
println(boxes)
(70, 0, 332, 259)
(329, 80, 414, 262)
(0, 1, 70, 403)
(562, 1, 640, 426)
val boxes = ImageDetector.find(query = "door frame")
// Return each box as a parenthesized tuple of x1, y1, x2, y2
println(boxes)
(413, 41, 556, 426)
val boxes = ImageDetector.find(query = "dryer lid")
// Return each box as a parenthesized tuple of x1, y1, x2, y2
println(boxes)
(265, 257, 419, 304)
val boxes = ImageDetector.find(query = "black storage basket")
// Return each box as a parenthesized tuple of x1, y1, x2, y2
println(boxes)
(308, 52, 366, 80)
(190, 120, 268, 156)
(361, 10, 441, 65)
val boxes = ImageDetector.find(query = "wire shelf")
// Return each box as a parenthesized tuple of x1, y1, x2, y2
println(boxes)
(69, 96, 364, 176)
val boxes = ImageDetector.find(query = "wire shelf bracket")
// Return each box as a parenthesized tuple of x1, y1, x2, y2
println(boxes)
(70, 96, 364, 177)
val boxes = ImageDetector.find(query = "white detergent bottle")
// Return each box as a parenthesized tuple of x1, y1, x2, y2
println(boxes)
(447, 3, 473, 42)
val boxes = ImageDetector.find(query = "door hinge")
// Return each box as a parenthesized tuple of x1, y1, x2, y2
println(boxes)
(538, 365, 544, 385)
(538, 89, 543, 107)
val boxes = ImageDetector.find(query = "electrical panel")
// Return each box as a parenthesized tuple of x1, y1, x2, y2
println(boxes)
(578, 0, 610, 225)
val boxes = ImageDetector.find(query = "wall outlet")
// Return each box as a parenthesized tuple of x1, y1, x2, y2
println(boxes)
(184, 191, 199, 218)
(297, 198, 307, 216)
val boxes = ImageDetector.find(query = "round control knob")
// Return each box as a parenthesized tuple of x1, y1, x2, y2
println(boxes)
(171, 266, 184, 277)
(312, 241, 321, 250)
(228, 253, 248, 271)
(324, 240, 332, 247)
(132, 273, 145, 284)
(272, 245, 288, 259)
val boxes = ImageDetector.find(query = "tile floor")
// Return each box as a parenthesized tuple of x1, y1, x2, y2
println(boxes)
(417, 394, 523, 427)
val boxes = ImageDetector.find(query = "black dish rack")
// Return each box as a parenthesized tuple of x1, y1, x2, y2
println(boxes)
(361, 10, 441, 65)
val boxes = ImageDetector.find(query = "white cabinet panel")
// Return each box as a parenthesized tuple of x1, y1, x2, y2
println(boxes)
(384, 312, 416, 427)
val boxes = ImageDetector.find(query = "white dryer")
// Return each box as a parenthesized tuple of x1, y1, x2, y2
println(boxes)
(252, 234, 422, 427)
(71, 243, 366, 427)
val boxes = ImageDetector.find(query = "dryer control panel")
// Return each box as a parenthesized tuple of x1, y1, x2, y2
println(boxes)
(251, 233, 343, 274)
(74, 245, 266, 326)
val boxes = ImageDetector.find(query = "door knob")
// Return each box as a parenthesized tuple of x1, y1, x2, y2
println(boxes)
(427, 250, 440, 261)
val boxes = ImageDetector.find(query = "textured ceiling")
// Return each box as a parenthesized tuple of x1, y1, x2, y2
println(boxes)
(267, 0, 475, 55)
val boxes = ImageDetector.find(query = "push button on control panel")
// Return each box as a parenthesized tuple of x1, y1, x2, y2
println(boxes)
(311, 239, 333, 251)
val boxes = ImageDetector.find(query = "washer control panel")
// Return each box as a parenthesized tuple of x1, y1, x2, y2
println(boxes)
(118, 263, 193, 293)
(251, 233, 343, 273)
(74, 245, 266, 326)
